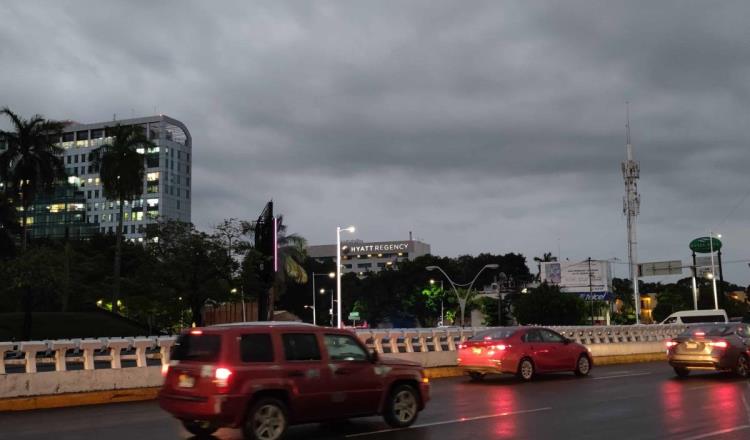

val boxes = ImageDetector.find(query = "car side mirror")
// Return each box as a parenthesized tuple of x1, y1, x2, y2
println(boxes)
(369, 349, 379, 363)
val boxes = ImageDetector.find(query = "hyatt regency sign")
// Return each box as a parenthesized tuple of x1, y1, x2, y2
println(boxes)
(344, 242, 412, 254)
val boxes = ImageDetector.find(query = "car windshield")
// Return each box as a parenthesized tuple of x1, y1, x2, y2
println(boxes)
(172, 333, 221, 362)
(679, 325, 735, 338)
(469, 329, 517, 341)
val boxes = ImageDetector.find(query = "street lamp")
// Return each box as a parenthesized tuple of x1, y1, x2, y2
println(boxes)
(709, 232, 720, 310)
(310, 272, 335, 326)
(426, 263, 499, 327)
(430, 279, 445, 326)
(230, 287, 246, 322)
(336, 225, 356, 328)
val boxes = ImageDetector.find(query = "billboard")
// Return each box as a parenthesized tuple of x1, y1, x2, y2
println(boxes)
(541, 260, 613, 300)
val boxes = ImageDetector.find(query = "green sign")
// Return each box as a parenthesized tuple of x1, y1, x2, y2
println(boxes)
(348, 311, 360, 320)
(689, 236, 722, 254)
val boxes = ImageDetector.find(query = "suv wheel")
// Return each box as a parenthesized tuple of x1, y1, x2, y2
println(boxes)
(243, 398, 288, 440)
(517, 358, 535, 381)
(384, 384, 420, 428)
(181, 420, 218, 437)
(574, 355, 591, 377)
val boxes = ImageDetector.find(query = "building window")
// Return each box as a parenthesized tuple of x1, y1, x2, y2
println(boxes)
(66, 156, 71, 164)
(94, 215, 98, 223)
(176, 200, 180, 210)
(186, 190, 190, 199)
(131, 225, 136, 234)
(95, 190, 99, 198)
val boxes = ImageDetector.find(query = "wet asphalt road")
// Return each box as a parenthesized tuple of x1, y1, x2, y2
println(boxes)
(2, 362, 750, 440)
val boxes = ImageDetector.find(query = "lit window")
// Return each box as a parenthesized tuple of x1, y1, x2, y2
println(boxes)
(147, 172, 160, 181)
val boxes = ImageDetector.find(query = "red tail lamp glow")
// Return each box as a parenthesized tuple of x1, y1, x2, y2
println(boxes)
(665, 341, 677, 349)
(161, 363, 170, 376)
(190, 330, 203, 335)
(710, 341, 728, 349)
(494, 344, 507, 351)
(695, 331, 705, 337)
(214, 367, 233, 390)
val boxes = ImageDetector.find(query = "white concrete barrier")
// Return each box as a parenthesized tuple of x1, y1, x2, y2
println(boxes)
(0, 325, 687, 402)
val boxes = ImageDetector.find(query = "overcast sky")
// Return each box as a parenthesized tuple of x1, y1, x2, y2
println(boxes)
(2, 1, 750, 285)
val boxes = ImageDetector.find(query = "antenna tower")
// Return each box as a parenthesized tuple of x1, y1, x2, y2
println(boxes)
(622, 102, 641, 323)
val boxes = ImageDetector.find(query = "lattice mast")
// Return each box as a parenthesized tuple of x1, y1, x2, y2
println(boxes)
(622, 103, 641, 323)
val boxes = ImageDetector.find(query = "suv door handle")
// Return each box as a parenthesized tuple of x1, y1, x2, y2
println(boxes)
(288, 370, 305, 378)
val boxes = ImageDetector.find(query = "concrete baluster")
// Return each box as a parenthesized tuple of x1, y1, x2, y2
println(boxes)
(79, 339, 104, 370)
(431, 329, 444, 352)
(19, 341, 47, 373)
(0, 342, 14, 375)
(370, 330, 387, 353)
(387, 331, 400, 354)
(48, 339, 77, 372)
(446, 329, 459, 351)
(402, 330, 417, 353)
(131, 337, 155, 367)
(157, 337, 177, 365)
(107, 338, 130, 369)
(417, 330, 430, 352)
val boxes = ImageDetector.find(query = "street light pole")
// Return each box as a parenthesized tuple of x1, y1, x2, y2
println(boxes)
(427, 264, 499, 327)
(709, 231, 720, 310)
(311, 272, 335, 326)
(336, 226, 356, 328)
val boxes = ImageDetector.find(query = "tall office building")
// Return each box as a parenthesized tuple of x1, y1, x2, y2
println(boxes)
(1, 114, 193, 241)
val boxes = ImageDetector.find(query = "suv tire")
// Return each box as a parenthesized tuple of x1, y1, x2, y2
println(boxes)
(383, 384, 420, 428)
(181, 420, 218, 437)
(574, 355, 591, 377)
(243, 397, 289, 440)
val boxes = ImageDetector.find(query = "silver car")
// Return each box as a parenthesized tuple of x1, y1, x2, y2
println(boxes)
(667, 323, 750, 378)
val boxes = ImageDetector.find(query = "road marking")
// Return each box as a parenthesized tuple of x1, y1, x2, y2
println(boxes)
(592, 372, 652, 380)
(345, 407, 552, 438)
(680, 424, 750, 440)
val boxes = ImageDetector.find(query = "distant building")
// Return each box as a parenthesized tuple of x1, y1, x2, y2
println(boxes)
(27, 182, 98, 240)
(2, 114, 192, 242)
(307, 239, 431, 275)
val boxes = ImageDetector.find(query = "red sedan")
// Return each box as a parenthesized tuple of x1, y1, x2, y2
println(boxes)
(457, 327, 592, 381)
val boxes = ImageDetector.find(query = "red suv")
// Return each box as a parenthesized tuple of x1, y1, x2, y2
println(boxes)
(158, 322, 430, 440)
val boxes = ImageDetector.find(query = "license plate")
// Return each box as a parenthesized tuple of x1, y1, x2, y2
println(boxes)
(686, 342, 698, 349)
(178, 374, 195, 388)
(472, 348, 482, 354)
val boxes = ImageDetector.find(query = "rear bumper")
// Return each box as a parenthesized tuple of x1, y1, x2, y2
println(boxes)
(459, 362, 508, 375)
(668, 354, 733, 371)
(158, 390, 246, 427)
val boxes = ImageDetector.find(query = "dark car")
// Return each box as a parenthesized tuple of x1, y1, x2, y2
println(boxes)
(666, 323, 750, 378)
(457, 327, 593, 381)
(158, 322, 430, 440)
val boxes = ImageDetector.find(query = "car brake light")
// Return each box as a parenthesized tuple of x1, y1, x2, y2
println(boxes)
(161, 363, 170, 377)
(695, 331, 705, 337)
(494, 344, 507, 351)
(214, 367, 233, 390)
(484, 336, 493, 341)
(458, 343, 465, 349)
(665, 341, 677, 349)
(190, 330, 203, 335)
(710, 341, 728, 349)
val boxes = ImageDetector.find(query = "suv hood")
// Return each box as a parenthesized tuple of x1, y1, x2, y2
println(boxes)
(377, 355, 422, 368)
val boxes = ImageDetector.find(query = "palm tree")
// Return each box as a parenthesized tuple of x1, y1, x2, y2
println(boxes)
(0, 108, 65, 251)
(93, 124, 155, 314)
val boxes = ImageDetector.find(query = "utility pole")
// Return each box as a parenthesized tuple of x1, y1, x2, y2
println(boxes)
(588, 257, 594, 325)
(622, 102, 641, 324)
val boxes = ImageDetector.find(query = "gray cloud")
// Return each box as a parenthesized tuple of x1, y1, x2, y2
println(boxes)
(2, 0, 750, 284)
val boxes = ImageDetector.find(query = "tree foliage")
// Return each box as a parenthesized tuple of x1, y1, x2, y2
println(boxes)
(513, 282, 587, 325)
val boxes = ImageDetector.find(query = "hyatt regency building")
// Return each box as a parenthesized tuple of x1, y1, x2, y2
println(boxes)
(307, 239, 431, 275)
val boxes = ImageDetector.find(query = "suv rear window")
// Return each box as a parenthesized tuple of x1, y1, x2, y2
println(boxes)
(282, 333, 321, 361)
(172, 334, 221, 362)
(241, 333, 274, 362)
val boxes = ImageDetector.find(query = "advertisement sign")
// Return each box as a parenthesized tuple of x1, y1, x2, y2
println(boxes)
(541, 260, 613, 300)
(689, 237, 722, 254)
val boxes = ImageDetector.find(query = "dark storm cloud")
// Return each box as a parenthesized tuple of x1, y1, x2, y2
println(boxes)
(2, 0, 750, 283)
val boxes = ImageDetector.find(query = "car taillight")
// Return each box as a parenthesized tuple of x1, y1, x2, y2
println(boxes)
(710, 341, 728, 349)
(161, 363, 170, 377)
(494, 344, 507, 351)
(458, 343, 465, 349)
(665, 341, 677, 349)
(214, 367, 233, 390)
